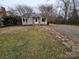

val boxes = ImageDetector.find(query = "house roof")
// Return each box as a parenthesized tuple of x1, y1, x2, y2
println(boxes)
(22, 13, 41, 18)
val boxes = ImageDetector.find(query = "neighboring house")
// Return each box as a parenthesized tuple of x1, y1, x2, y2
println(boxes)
(6, 11, 13, 16)
(0, 6, 6, 26)
(0, 6, 6, 16)
(6, 10, 19, 16)
(21, 13, 47, 25)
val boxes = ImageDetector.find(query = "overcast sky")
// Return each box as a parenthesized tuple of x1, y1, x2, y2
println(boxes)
(0, 0, 58, 7)
(0, 0, 58, 12)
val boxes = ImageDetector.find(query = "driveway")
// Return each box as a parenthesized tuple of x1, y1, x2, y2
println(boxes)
(52, 24, 79, 43)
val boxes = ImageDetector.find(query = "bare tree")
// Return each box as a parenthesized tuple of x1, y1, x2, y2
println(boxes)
(59, 0, 71, 20)
(16, 5, 33, 17)
(71, 0, 79, 19)
(39, 4, 53, 21)
(38, 4, 54, 23)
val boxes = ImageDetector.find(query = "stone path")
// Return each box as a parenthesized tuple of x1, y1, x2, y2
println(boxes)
(42, 25, 79, 59)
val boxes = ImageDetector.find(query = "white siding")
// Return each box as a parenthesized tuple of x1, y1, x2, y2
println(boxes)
(40, 18, 47, 24)
(22, 17, 27, 25)
(34, 18, 39, 24)
(27, 18, 33, 25)
(22, 18, 33, 25)
(21, 17, 47, 25)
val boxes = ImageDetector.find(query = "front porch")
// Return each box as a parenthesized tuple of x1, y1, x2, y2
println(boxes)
(21, 17, 47, 25)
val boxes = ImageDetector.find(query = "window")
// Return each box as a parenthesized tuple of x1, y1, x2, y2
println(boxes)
(35, 18, 38, 22)
(42, 18, 46, 22)
(23, 18, 25, 22)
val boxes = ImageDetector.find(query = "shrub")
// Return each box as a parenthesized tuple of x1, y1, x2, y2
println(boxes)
(0, 17, 4, 27)
(68, 18, 79, 25)
(53, 16, 64, 24)
(3, 16, 21, 26)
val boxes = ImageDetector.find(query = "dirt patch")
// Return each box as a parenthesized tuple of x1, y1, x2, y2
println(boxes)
(0, 26, 29, 34)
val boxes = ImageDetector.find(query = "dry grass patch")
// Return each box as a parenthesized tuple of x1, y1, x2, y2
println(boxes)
(0, 26, 66, 59)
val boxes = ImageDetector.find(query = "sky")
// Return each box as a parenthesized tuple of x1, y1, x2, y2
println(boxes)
(0, 0, 57, 7)
(0, 0, 58, 11)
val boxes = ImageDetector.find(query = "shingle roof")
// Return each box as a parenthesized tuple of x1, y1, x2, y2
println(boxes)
(22, 13, 41, 17)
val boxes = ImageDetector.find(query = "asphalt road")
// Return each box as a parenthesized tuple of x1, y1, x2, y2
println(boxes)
(52, 24, 79, 43)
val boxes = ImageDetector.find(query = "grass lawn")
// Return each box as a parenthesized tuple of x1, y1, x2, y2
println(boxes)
(0, 26, 66, 59)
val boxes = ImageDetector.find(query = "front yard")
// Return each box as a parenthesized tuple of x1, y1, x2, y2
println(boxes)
(0, 26, 66, 59)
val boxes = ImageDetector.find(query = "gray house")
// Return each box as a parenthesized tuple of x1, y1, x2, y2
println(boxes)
(21, 13, 47, 25)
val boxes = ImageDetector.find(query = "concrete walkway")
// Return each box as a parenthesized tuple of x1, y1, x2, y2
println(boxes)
(53, 24, 79, 43)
